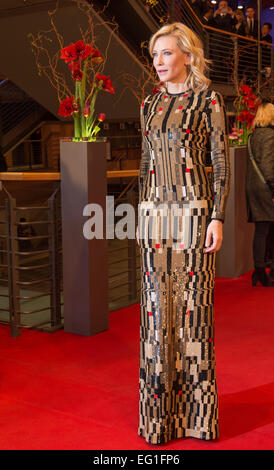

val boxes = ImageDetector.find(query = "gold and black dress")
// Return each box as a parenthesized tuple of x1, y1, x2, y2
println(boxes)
(138, 88, 230, 444)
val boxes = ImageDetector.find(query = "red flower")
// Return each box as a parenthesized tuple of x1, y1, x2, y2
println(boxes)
(152, 86, 160, 94)
(60, 44, 78, 63)
(69, 61, 83, 81)
(74, 40, 92, 61)
(98, 113, 105, 122)
(240, 84, 252, 95)
(61, 41, 95, 64)
(90, 47, 103, 63)
(83, 102, 90, 117)
(237, 110, 251, 123)
(58, 96, 77, 117)
(152, 82, 164, 94)
(95, 74, 115, 94)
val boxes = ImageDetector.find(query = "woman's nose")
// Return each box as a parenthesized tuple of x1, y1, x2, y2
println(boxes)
(155, 54, 163, 66)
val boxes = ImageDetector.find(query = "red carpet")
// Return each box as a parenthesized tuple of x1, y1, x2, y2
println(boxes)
(0, 269, 274, 450)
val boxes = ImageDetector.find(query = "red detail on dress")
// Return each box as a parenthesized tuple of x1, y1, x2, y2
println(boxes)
(186, 129, 191, 133)
(212, 100, 216, 105)
(155, 243, 160, 248)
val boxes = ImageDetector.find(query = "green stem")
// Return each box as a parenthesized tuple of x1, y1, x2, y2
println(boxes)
(80, 60, 89, 137)
(75, 81, 82, 138)
(74, 112, 81, 138)
(87, 87, 99, 135)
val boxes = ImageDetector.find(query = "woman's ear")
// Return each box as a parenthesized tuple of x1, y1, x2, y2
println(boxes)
(185, 52, 191, 65)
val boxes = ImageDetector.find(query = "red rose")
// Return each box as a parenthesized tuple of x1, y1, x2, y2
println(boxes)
(98, 113, 105, 122)
(95, 74, 115, 94)
(60, 44, 78, 63)
(58, 96, 77, 117)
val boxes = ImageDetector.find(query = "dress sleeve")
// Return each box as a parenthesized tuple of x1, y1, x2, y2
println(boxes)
(205, 90, 231, 222)
(138, 97, 151, 204)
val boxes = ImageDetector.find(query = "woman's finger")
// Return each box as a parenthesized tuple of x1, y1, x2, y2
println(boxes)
(136, 225, 139, 245)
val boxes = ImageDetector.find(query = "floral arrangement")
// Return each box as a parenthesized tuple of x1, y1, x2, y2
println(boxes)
(58, 40, 114, 140)
(29, 0, 117, 142)
(229, 84, 261, 146)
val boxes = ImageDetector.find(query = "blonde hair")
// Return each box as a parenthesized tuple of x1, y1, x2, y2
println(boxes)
(253, 102, 274, 128)
(148, 22, 211, 93)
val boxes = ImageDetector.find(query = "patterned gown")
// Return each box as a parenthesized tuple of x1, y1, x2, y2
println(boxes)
(137, 87, 230, 444)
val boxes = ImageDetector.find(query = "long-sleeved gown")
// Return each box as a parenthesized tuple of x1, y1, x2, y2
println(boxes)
(138, 87, 230, 444)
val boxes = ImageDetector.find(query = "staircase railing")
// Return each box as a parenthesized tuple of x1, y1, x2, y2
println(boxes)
(136, 0, 274, 94)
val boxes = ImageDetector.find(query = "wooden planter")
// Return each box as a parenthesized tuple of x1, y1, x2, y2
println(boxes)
(60, 139, 109, 336)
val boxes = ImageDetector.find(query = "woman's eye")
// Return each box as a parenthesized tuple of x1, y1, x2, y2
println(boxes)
(152, 51, 171, 57)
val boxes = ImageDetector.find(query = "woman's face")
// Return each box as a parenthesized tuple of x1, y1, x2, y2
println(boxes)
(152, 35, 190, 85)
(235, 13, 242, 22)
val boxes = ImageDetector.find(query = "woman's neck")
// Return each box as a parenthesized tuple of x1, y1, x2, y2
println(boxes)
(166, 78, 189, 94)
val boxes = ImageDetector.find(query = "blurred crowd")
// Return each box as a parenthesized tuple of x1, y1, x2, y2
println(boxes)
(190, 0, 273, 43)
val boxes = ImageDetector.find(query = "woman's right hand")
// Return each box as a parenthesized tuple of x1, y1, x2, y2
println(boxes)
(136, 225, 140, 246)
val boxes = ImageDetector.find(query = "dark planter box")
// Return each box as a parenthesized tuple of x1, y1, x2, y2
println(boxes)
(216, 145, 254, 278)
(60, 140, 109, 336)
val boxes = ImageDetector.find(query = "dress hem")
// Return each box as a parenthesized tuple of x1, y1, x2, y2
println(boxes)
(138, 428, 219, 445)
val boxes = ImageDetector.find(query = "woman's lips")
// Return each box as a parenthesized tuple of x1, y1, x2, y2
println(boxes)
(158, 70, 168, 74)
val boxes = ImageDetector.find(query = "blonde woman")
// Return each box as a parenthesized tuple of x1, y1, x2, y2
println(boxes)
(245, 102, 274, 287)
(136, 22, 230, 444)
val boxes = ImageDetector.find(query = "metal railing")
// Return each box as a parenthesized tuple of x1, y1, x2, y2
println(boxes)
(108, 181, 140, 311)
(0, 165, 216, 337)
(0, 171, 141, 337)
(0, 179, 63, 337)
(0, 80, 44, 135)
(138, 0, 274, 93)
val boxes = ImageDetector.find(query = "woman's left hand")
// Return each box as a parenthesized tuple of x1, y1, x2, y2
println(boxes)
(203, 220, 223, 253)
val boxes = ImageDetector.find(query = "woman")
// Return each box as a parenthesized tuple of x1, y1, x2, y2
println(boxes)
(232, 9, 247, 82)
(136, 22, 230, 444)
(245, 102, 274, 287)
(232, 9, 247, 36)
